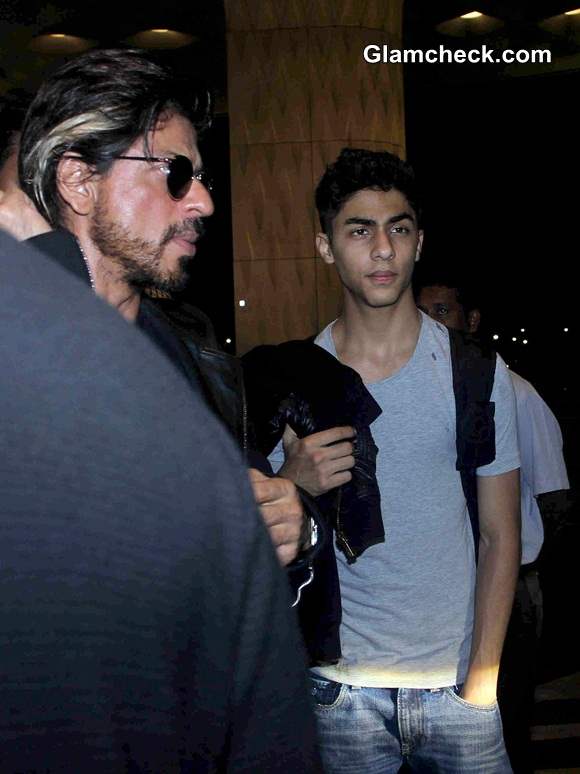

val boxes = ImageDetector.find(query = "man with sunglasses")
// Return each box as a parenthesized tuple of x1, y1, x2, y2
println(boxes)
(18, 49, 312, 570)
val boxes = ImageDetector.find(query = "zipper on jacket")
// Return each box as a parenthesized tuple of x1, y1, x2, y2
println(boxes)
(334, 487, 356, 561)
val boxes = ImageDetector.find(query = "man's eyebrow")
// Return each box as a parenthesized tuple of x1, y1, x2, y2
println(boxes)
(342, 212, 416, 227)
(343, 217, 376, 226)
(389, 211, 416, 224)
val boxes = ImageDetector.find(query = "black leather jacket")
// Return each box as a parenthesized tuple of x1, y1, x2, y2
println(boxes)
(242, 339, 385, 665)
(28, 230, 320, 589)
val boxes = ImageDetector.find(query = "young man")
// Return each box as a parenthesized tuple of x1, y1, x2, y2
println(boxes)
(15, 48, 309, 569)
(265, 149, 521, 772)
(416, 274, 570, 773)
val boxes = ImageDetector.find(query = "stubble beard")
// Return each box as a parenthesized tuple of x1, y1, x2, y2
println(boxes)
(89, 197, 204, 294)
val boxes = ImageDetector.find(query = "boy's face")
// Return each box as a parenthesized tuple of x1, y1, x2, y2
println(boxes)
(317, 187, 423, 310)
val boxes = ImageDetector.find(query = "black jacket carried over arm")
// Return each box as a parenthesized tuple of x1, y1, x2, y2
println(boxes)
(242, 340, 384, 665)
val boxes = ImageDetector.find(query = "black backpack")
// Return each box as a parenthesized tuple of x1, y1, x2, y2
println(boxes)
(449, 329, 497, 559)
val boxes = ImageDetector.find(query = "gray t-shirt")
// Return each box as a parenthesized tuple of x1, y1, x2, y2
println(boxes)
(270, 313, 520, 688)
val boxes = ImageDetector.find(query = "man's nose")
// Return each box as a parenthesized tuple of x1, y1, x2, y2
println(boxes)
(371, 229, 394, 260)
(183, 178, 215, 218)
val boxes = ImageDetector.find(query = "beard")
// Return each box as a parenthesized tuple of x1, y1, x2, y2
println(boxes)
(89, 197, 204, 294)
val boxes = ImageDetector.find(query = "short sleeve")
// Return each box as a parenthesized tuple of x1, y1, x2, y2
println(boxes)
(516, 381, 569, 496)
(477, 355, 520, 477)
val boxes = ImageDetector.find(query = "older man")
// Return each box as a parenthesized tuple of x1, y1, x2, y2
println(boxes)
(15, 49, 311, 569)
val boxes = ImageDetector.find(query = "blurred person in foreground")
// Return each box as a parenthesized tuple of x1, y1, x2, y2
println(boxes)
(0, 229, 320, 772)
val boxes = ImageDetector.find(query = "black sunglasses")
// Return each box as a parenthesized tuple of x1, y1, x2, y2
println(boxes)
(114, 155, 213, 200)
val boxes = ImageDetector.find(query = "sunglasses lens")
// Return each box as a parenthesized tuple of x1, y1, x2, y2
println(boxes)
(167, 155, 194, 199)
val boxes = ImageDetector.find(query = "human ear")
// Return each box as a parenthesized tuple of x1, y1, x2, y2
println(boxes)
(316, 232, 335, 265)
(56, 156, 98, 217)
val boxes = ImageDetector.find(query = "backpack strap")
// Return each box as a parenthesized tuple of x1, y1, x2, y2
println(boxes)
(448, 329, 497, 560)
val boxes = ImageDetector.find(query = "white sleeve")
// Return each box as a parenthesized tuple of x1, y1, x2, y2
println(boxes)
(515, 382, 569, 496)
(477, 355, 521, 477)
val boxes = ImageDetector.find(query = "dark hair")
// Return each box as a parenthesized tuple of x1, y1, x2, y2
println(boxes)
(18, 48, 212, 226)
(0, 90, 33, 168)
(315, 147, 422, 237)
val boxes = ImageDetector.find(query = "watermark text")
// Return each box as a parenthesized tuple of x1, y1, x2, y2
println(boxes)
(363, 44, 551, 65)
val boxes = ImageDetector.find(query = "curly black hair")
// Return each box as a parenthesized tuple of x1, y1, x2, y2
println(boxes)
(315, 147, 422, 237)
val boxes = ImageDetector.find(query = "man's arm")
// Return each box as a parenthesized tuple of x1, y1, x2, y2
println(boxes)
(461, 468, 521, 706)
(0, 188, 51, 241)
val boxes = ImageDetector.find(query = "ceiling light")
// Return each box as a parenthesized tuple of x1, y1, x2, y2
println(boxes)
(125, 29, 197, 49)
(436, 13, 503, 37)
(28, 33, 95, 55)
(564, 8, 580, 15)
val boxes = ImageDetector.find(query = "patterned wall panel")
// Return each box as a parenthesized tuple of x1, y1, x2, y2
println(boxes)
(234, 258, 317, 353)
(226, 0, 404, 354)
(228, 29, 310, 145)
(315, 260, 344, 331)
(225, 0, 308, 31)
(309, 26, 404, 144)
(230, 142, 314, 261)
(225, 0, 402, 33)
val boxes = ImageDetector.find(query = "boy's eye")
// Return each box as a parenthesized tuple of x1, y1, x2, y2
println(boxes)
(391, 225, 410, 234)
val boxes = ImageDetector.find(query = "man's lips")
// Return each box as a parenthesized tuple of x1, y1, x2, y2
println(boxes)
(171, 233, 198, 253)
(367, 271, 397, 284)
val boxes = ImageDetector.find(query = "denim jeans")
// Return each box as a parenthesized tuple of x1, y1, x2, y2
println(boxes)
(310, 675, 512, 773)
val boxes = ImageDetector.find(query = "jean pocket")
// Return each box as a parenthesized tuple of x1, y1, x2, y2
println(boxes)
(309, 676, 347, 709)
(444, 686, 499, 712)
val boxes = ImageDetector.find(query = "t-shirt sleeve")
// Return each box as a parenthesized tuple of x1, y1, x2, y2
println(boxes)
(516, 385, 570, 496)
(477, 355, 521, 477)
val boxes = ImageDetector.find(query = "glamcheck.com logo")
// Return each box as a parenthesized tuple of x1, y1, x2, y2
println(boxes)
(363, 44, 552, 65)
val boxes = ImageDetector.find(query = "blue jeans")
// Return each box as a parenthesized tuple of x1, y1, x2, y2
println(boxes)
(310, 676, 512, 773)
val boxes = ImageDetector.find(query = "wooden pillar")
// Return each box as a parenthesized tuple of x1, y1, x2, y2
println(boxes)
(225, 0, 405, 354)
